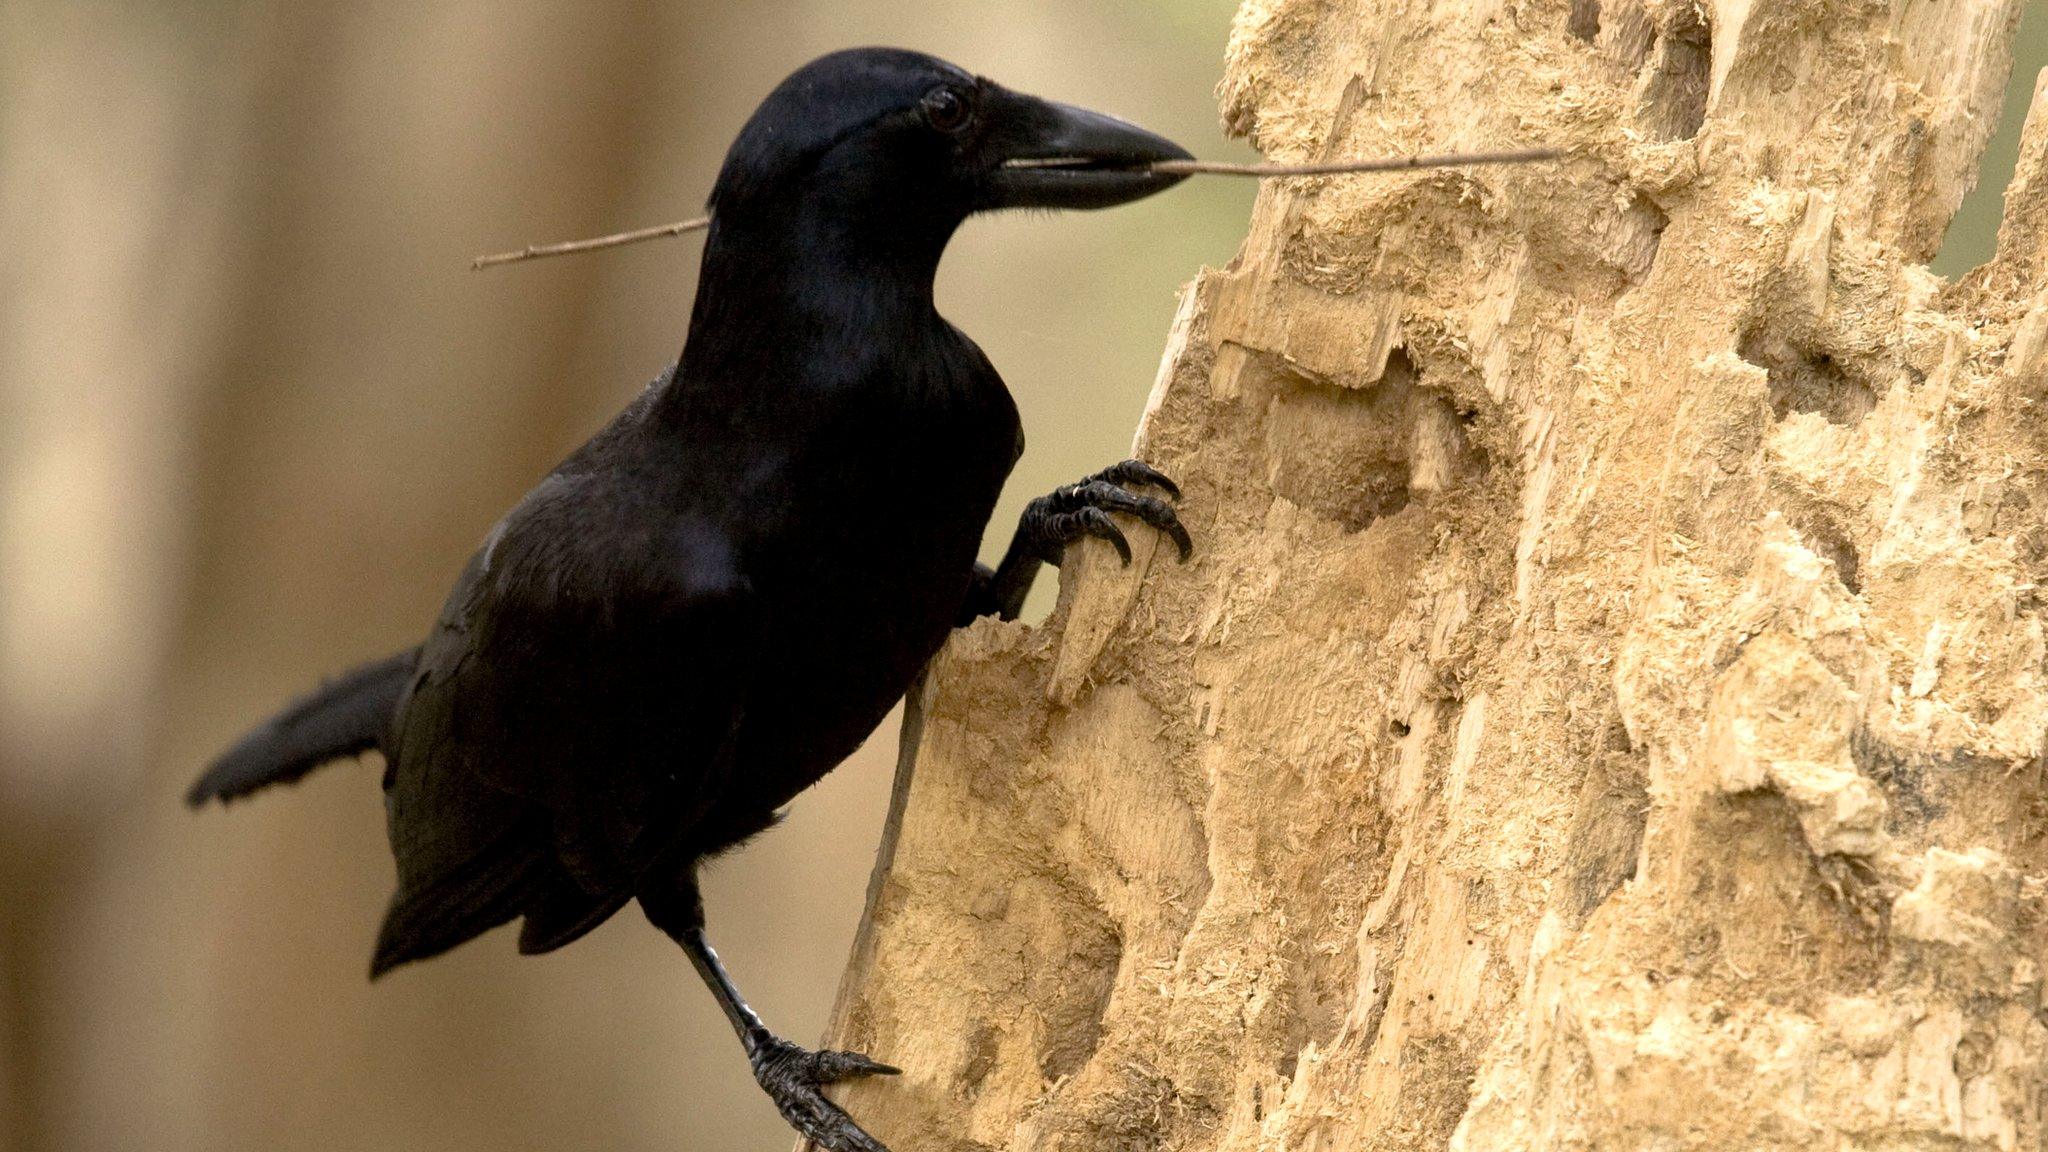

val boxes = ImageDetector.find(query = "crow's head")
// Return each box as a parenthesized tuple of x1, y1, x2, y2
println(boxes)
(707, 48, 1190, 249)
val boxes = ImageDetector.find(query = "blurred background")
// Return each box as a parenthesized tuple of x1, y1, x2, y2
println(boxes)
(0, 1, 2041, 1150)
(0, 2, 1252, 1150)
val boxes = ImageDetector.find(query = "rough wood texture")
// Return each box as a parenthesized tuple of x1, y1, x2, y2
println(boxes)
(822, 1, 2048, 1148)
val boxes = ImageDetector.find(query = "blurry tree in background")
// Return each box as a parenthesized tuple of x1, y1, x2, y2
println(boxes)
(0, 3, 1247, 1150)
(1, 1, 2042, 1150)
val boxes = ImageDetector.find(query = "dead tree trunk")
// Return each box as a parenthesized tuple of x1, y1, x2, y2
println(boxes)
(823, 1, 2048, 1148)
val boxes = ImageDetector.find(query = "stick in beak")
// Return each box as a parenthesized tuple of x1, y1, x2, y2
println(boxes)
(471, 147, 1565, 271)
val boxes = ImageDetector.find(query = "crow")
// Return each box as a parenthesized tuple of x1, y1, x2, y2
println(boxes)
(189, 47, 1193, 1152)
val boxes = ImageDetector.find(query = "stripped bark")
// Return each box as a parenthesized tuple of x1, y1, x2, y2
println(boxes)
(822, 1, 2048, 1149)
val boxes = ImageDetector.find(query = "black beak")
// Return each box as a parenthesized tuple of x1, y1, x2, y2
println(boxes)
(976, 89, 1192, 211)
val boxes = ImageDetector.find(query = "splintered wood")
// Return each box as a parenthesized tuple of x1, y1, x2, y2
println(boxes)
(820, 2, 2048, 1149)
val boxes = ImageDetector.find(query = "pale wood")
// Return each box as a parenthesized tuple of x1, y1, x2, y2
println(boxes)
(821, 1, 2048, 1149)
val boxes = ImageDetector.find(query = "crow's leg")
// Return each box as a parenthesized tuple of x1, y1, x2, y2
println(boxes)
(964, 458, 1191, 623)
(642, 882, 898, 1152)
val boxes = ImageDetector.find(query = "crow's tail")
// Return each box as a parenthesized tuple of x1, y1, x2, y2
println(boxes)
(187, 648, 418, 806)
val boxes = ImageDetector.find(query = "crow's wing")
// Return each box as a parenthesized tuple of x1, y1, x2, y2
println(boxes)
(376, 476, 758, 972)
(371, 547, 545, 976)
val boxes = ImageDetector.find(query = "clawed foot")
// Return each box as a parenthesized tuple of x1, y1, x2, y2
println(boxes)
(968, 459, 1193, 622)
(1019, 459, 1192, 566)
(750, 1034, 900, 1152)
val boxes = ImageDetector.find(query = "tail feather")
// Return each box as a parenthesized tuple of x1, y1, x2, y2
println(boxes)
(188, 648, 418, 806)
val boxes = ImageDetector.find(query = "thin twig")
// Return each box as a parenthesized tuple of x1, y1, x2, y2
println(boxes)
(471, 215, 712, 270)
(1149, 146, 1562, 177)
(469, 147, 1562, 270)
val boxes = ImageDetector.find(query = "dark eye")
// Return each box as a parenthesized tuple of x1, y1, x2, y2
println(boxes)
(920, 86, 972, 133)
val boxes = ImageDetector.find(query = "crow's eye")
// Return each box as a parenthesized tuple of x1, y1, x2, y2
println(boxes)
(920, 86, 972, 134)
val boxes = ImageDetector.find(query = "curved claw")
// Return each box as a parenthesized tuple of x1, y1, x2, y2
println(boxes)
(754, 1039, 899, 1152)
(1061, 506, 1133, 565)
(806, 1050, 902, 1083)
(1088, 458, 1182, 501)
(981, 458, 1193, 621)
(1074, 480, 1193, 561)
(1016, 458, 1193, 570)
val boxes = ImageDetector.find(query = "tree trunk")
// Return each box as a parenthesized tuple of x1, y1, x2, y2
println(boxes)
(821, 1, 2048, 1148)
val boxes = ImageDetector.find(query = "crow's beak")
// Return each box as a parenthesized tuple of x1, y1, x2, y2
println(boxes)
(977, 90, 1192, 211)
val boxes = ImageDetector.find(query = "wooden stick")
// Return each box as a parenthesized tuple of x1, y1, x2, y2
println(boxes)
(469, 147, 1561, 270)
(1147, 146, 1562, 177)
(471, 215, 712, 270)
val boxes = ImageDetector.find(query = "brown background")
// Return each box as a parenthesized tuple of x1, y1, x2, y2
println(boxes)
(0, 1, 2039, 1150)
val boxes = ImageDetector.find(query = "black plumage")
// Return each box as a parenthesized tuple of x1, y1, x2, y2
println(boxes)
(190, 47, 1193, 1152)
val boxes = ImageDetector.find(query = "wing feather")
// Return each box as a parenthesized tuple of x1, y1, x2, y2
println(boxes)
(379, 481, 758, 973)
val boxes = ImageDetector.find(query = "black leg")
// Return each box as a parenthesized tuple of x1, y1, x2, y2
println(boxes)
(680, 922, 768, 1044)
(965, 458, 1191, 623)
(642, 883, 899, 1152)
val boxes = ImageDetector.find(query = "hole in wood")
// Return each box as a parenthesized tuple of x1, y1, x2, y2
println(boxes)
(1618, 191, 1671, 283)
(1790, 512, 1863, 595)
(1256, 349, 1489, 532)
(1568, 0, 1601, 43)
(1739, 327, 1879, 427)
(1638, 6, 1711, 141)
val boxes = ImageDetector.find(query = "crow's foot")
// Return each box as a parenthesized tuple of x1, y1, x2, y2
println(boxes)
(750, 1034, 900, 1152)
(1018, 459, 1191, 566)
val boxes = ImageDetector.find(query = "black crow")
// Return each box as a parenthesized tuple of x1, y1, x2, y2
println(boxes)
(190, 47, 1193, 1151)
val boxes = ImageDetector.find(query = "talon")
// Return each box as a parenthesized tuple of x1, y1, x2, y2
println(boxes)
(808, 1049, 902, 1082)
(1074, 480, 1192, 562)
(1015, 460, 1194, 571)
(1071, 506, 1133, 564)
(1089, 458, 1181, 501)
(751, 1036, 899, 1152)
